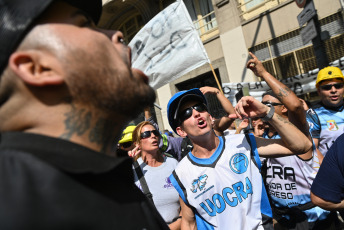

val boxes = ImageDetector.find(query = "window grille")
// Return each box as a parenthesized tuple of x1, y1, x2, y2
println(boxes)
(249, 12, 344, 79)
(184, 0, 218, 40)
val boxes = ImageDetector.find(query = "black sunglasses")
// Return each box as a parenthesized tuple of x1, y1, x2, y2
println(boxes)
(120, 142, 133, 148)
(261, 101, 283, 106)
(140, 130, 160, 139)
(319, 83, 344, 91)
(178, 103, 208, 124)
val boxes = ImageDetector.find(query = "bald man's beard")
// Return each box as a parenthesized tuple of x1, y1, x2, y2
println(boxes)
(65, 62, 155, 120)
(67, 72, 155, 119)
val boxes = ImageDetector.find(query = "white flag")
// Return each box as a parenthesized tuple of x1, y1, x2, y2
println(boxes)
(129, 0, 210, 90)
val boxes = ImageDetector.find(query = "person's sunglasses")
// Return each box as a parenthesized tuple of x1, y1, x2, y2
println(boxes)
(319, 83, 344, 91)
(120, 142, 133, 148)
(261, 101, 283, 106)
(178, 103, 208, 124)
(140, 130, 160, 139)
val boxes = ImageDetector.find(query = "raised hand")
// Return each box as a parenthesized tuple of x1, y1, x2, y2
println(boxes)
(253, 118, 266, 137)
(246, 52, 267, 78)
(128, 145, 141, 158)
(200, 86, 219, 95)
(228, 96, 270, 120)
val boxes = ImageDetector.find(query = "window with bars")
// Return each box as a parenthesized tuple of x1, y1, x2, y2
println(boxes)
(250, 12, 344, 80)
(296, 46, 316, 73)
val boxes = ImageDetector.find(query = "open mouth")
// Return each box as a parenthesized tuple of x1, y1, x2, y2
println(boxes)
(197, 119, 206, 127)
(151, 140, 158, 145)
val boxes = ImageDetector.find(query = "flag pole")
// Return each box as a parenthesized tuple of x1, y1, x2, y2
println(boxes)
(154, 103, 162, 110)
(209, 63, 224, 94)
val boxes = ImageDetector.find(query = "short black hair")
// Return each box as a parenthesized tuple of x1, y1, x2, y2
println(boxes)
(262, 90, 277, 100)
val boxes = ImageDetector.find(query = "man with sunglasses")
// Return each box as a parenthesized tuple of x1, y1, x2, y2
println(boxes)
(247, 53, 340, 229)
(260, 91, 285, 139)
(167, 88, 312, 230)
(116, 125, 136, 157)
(307, 66, 344, 157)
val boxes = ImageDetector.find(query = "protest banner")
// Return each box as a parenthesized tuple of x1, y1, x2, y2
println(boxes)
(129, 0, 210, 90)
(223, 58, 344, 105)
(223, 70, 320, 105)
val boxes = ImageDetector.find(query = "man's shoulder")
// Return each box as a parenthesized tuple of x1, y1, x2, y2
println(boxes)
(223, 133, 251, 146)
(307, 103, 336, 121)
(223, 133, 246, 140)
(311, 102, 323, 110)
(312, 102, 344, 114)
(165, 155, 179, 165)
(175, 154, 191, 168)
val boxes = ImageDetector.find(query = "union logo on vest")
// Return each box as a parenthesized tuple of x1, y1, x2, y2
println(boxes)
(229, 153, 249, 174)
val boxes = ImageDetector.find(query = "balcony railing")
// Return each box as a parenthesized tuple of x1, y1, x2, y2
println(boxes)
(237, 0, 289, 21)
(193, 11, 219, 41)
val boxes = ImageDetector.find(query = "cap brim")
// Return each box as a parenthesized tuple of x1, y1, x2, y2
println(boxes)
(167, 88, 207, 134)
(173, 94, 206, 121)
(0, 0, 102, 75)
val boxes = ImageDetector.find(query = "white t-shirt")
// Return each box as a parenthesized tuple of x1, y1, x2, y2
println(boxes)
(133, 155, 180, 223)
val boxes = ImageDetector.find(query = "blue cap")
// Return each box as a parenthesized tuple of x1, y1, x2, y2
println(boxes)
(167, 88, 207, 134)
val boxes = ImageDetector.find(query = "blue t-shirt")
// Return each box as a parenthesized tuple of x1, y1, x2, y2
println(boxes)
(306, 103, 344, 156)
(311, 133, 344, 204)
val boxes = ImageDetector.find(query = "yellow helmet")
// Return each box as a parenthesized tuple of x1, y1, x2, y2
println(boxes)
(316, 66, 344, 88)
(118, 125, 136, 144)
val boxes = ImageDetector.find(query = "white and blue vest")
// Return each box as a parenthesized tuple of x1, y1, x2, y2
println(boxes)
(169, 134, 272, 230)
(263, 133, 330, 222)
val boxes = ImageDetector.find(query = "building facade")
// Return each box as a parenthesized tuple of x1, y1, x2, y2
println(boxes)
(99, 0, 344, 131)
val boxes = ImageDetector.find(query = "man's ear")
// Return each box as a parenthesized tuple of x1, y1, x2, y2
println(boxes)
(9, 51, 64, 87)
(209, 114, 214, 123)
(176, 126, 187, 138)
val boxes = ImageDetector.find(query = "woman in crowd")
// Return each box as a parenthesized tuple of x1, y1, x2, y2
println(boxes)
(129, 121, 181, 229)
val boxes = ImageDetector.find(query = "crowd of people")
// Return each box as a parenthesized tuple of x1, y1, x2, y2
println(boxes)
(1, 0, 344, 229)
(117, 55, 344, 229)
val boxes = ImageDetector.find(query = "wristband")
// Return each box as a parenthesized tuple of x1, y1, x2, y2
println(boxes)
(261, 104, 275, 122)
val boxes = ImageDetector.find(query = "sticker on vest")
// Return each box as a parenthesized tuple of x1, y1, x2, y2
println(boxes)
(191, 174, 208, 193)
(327, 120, 339, 131)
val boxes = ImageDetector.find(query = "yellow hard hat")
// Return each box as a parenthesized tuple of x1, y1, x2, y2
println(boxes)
(316, 66, 344, 88)
(118, 125, 136, 144)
